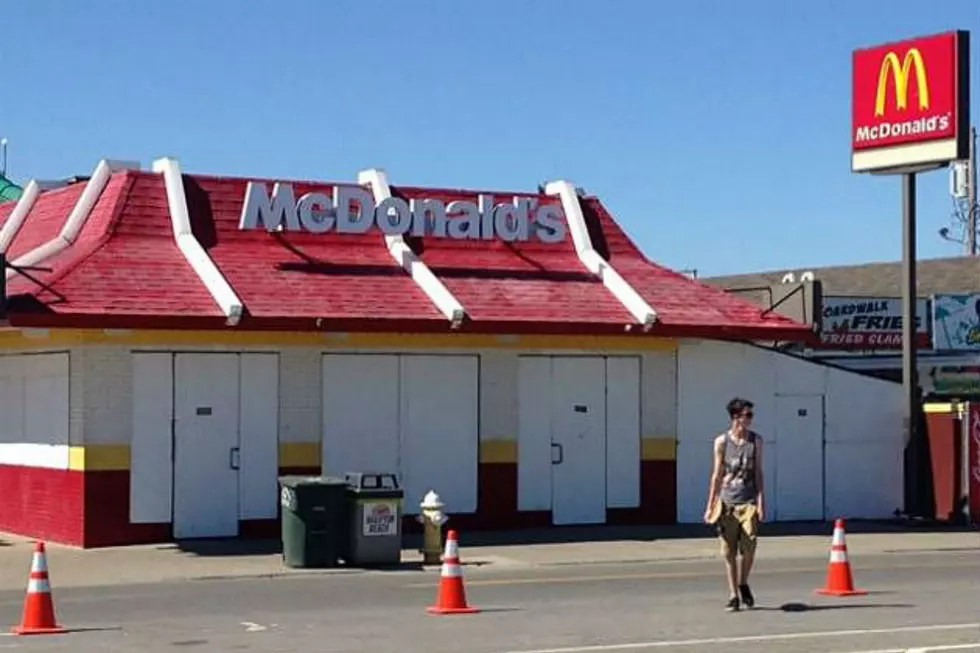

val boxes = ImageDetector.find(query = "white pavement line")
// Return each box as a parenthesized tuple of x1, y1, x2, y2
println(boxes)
(903, 646, 980, 653)
(240, 622, 267, 632)
(496, 623, 980, 653)
(835, 645, 980, 653)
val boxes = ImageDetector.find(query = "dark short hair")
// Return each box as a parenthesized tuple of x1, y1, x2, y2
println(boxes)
(726, 397, 754, 419)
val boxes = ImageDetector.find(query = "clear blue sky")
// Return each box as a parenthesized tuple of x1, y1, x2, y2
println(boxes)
(2, 1, 978, 277)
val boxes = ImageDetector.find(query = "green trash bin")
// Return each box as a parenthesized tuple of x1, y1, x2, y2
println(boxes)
(343, 472, 403, 566)
(279, 475, 350, 568)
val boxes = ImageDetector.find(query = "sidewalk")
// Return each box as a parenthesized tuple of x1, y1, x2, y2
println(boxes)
(0, 522, 973, 591)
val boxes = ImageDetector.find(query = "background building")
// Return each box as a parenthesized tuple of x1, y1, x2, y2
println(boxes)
(704, 256, 980, 400)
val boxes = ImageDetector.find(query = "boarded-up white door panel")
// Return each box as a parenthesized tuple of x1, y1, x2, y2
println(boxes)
(322, 355, 399, 478)
(239, 354, 279, 520)
(0, 357, 25, 445)
(551, 357, 607, 525)
(606, 357, 641, 509)
(518, 357, 552, 511)
(400, 356, 479, 515)
(173, 354, 240, 539)
(131, 353, 174, 524)
(774, 395, 824, 521)
(24, 353, 69, 448)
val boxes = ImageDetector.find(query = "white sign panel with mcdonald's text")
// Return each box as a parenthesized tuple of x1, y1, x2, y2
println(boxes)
(852, 31, 970, 173)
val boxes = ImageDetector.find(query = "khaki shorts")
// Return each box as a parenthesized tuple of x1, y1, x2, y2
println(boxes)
(717, 502, 759, 557)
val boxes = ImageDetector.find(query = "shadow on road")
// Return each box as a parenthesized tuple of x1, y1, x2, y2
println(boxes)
(164, 538, 429, 573)
(63, 625, 125, 634)
(166, 539, 281, 557)
(149, 519, 977, 562)
(769, 601, 914, 612)
(440, 519, 978, 548)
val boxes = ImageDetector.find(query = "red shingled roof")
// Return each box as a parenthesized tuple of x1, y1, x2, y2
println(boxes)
(0, 165, 814, 341)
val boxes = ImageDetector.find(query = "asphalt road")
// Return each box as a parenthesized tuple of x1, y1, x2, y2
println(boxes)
(0, 550, 974, 652)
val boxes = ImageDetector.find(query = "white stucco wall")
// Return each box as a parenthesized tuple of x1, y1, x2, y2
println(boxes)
(676, 339, 904, 523)
(61, 339, 678, 528)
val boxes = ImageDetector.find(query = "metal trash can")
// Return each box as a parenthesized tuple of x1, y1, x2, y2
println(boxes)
(344, 472, 403, 566)
(279, 475, 350, 568)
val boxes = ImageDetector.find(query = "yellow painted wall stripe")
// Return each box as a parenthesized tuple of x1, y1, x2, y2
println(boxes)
(924, 402, 960, 415)
(280, 442, 320, 468)
(0, 328, 678, 352)
(641, 437, 676, 461)
(478, 437, 677, 464)
(480, 440, 518, 464)
(64, 436, 676, 472)
(68, 445, 131, 471)
(65, 443, 323, 471)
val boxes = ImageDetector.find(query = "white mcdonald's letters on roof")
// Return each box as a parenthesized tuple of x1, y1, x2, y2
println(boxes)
(238, 181, 568, 243)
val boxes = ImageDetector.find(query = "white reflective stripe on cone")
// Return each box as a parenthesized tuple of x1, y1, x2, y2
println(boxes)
(832, 529, 846, 546)
(830, 550, 849, 563)
(30, 554, 48, 573)
(27, 578, 51, 594)
(444, 539, 459, 559)
(440, 563, 462, 578)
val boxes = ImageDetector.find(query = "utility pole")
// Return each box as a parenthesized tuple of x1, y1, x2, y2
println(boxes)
(969, 126, 977, 255)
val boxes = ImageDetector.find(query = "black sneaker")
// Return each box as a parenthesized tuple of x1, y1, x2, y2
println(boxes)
(739, 584, 755, 609)
(725, 596, 740, 612)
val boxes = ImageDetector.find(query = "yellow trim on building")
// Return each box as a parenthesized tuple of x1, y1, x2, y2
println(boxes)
(923, 402, 964, 415)
(279, 442, 320, 468)
(641, 437, 676, 461)
(480, 440, 518, 464)
(475, 437, 677, 464)
(66, 443, 323, 471)
(63, 437, 674, 472)
(0, 328, 678, 352)
(68, 445, 131, 471)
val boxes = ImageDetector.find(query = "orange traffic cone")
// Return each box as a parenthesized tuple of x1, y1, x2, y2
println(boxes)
(427, 530, 479, 615)
(815, 519, 868, 597)
(12, 542, 67, 635)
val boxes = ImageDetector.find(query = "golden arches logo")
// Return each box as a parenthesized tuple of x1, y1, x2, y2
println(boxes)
(875, 48, 930, 116)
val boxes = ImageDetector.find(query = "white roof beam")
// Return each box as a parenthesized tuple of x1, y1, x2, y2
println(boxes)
(7, 159, 138, 280)
(358, 168, 466, 328)
(154, 157, 244, 326)
(545, 180, 658, 329)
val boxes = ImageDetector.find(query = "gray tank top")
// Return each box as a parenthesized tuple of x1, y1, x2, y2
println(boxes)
(719, 430, 759, 505)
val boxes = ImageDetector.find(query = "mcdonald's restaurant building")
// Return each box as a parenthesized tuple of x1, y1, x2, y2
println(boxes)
(0, 157, 906, 547)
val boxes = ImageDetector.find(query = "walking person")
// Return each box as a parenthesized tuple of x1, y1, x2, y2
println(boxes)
(703, 397, 766, 611)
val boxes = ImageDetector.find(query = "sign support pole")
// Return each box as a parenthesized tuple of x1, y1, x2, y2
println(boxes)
(901, 172, 917, 421)
(901, 171, 921, 516)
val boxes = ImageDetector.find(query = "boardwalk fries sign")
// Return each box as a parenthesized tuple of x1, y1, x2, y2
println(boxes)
(819, 296, 929, 350)
(852, 31, 970, 172)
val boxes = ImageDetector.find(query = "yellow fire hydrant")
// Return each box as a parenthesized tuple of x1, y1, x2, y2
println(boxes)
(418, 490, 447, 565)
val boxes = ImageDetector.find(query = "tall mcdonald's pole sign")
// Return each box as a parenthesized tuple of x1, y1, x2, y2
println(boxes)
(852, 31, 970, 520)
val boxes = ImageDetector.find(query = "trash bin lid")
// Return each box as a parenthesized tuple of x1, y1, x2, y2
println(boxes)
(344, 472, 399, 491)
(279, 475, 348, 488)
